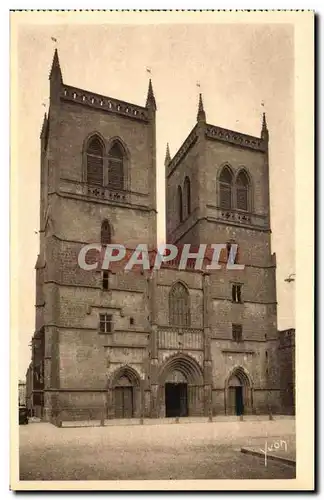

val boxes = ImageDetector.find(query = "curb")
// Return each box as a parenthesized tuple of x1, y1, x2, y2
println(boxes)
(240, 447, 296, 467)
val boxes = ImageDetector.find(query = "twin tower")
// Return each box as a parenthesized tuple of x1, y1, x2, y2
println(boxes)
(32, 49, 279, 421)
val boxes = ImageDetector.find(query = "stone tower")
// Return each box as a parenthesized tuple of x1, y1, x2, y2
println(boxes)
(165, 94, 279, 415)
(34, 50, 157, 420)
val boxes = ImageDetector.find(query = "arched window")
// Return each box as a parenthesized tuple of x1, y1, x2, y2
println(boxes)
(101, 220, 111, 245)
(86, 136, 104, 186)
(219, 166, 233, 210)
(236, 170, 250, 211)
(177, 186, 183, 223)
(183, 177, 191, 218)
(169, 282, 190, 326)
(108, 142, 124, 191)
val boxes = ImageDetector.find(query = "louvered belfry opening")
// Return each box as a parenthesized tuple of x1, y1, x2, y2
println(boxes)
(219, 166, 233, 210)
(86, 136, 104, 186)
(236, 170, 249, 211)
(108, 142, 124, 191)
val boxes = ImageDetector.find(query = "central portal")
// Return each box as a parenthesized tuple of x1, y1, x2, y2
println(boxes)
(160, 359, 204, 418)
(165, 383, 188, 417)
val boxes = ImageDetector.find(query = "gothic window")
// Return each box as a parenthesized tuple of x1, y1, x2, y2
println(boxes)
(219, 166, 233, 210)
(101, 220, 111, 245)
(169, 282, 190, 326)
(108, 142, 124, 190)
(183, 176, 191, 218)
(86, 135, 104, 186)
(236, 170, 250, 211)
(226, 241, 239, 264)
(177, 186, 183, 223)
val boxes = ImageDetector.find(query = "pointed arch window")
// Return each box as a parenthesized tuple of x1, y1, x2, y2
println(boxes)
(177, 186, 183, 223)
(183, 177, 191, 218)
(236, 170, 250, 212)
(86, 136, 104, 186)
(169, 282, 190, 326)
(101, 220, 111, 245)
(108, 142, 124, 191)
(219, 166, 233, 210)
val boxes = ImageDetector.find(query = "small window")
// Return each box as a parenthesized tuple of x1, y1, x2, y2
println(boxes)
(102, 271, 109, 290)
(232, 323, 243, 342)
(232, 284, 242, 303)
(130, 317, 134, 326)
(226, 242, 231, 260)
(177, 186, 183, 223)
(226, 242, 239, 264)
(99, 314, 112, 333)
(101, 220, 111, 245)
(183, 177, 191, 218)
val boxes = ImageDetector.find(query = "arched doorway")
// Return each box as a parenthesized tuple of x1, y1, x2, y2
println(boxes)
(225, 367, 253, 416)
(109, 366, 141, 419)
(165, 370, 188, 417)
(115, 375, 134, 418)
(158, 354, 204, 417)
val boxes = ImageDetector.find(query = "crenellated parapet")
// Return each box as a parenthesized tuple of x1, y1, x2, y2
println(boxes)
(48, 49, 152, 123)
(166, 93, 268, 178)
(205, 124, 266, 152)
(60, 84, 150, 122)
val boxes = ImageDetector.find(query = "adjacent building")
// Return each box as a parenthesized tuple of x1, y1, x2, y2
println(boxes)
(25, 363, 33, 416)
(278, 328, 296, 415)
(18, 380, 26, 407)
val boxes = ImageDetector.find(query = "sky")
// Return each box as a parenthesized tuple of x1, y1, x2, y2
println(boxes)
(15, 21, 295, 379)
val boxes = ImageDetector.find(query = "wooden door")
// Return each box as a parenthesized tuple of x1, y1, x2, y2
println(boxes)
(115, 387, 133, 418)
(123, 387, 133, 418)
(227, 387, 236, 415)
(179, 384, 188, 417)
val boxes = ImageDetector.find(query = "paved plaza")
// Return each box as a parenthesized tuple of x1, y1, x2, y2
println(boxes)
(19, 417, 296, 481)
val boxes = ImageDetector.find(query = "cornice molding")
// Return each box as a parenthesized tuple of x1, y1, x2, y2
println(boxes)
(205, 124, 266, 152)
(60, 84, 150, 123)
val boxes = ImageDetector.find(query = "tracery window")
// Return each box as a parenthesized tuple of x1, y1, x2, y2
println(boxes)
(236, 170, 250, 211)
(108, 142, 124, 190)
(219, 166, 233, 209)
(86, 136, 104, 185)
(169, 282, 190, 326)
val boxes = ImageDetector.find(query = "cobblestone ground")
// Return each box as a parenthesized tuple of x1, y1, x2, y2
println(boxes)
(19, 419, 296, 481)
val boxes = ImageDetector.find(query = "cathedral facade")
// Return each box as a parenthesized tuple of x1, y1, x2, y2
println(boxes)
(32, 50, 280, 423)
